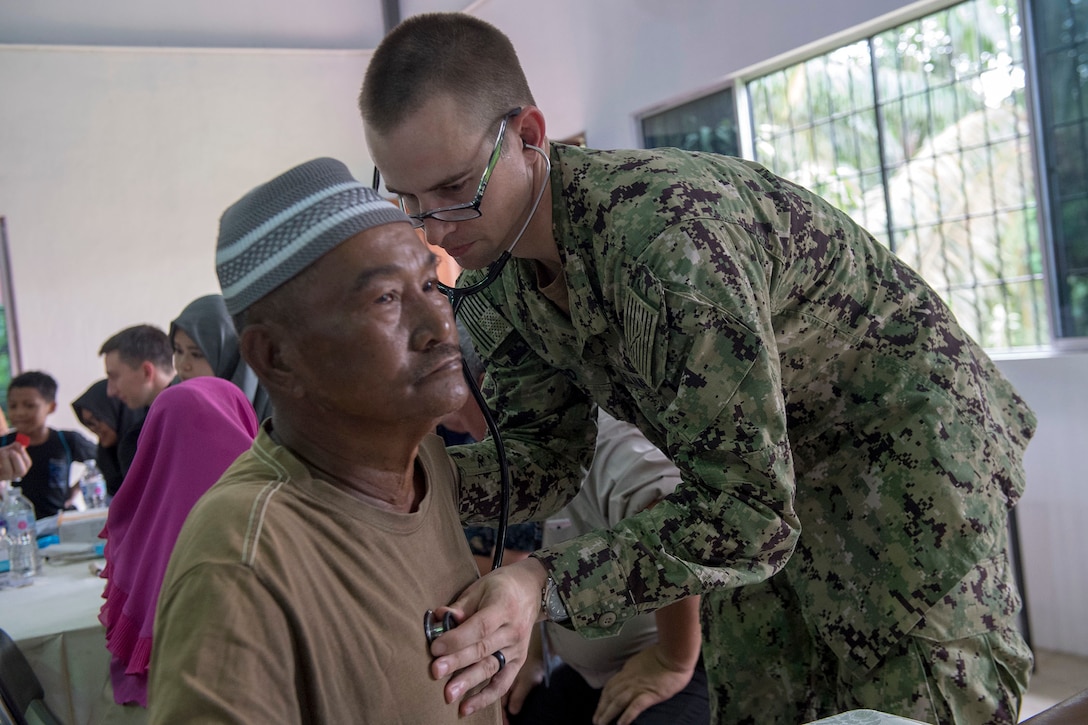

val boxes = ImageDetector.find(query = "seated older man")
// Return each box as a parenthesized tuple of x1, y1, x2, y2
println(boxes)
(147, 159, 566, 723)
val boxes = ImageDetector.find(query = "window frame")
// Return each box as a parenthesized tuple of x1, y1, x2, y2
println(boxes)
(1022, 0, 1088, 348)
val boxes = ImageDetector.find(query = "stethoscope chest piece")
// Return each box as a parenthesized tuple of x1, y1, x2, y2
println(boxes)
(423, 609, 458, 644)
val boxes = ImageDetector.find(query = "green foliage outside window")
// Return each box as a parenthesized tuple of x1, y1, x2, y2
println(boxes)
(747, 0, 1047, 350)
(642, 90, 740, 157)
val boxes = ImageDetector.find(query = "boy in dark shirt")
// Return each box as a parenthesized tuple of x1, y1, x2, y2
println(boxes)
(7, 371, 96, 519)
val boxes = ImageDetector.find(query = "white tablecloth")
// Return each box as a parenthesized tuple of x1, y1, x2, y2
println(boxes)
(3, 556, 105, 641)
(2, 557, 146, 724)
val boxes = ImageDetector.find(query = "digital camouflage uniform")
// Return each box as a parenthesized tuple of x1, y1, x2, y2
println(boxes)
(451, 144, 1036, 724)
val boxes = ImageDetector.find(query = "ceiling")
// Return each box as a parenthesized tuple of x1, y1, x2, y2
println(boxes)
(0, 0, 478, 51)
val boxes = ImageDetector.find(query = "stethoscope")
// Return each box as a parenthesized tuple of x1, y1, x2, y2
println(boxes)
(372, 143, 552, 644)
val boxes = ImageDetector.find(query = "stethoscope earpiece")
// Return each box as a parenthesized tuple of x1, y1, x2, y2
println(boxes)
(423, 609, 458, 644)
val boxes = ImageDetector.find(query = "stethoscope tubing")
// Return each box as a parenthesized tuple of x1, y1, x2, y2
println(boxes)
(379, 143, 550, 572)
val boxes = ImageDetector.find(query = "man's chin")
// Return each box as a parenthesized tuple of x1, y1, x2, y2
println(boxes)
(444, 240, 500, 271)
(454, 248, 505, 271)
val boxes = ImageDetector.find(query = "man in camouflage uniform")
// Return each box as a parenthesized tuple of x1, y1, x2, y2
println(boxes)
(360, 13, 1036, 724)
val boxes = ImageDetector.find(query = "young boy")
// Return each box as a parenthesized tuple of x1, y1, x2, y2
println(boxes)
(6, 371, 97, 519)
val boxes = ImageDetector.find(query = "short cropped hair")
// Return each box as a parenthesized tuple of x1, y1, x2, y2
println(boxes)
(359, 12, 535, 135)
(8, 370, 58, 403)
(99, 324, 174, 371)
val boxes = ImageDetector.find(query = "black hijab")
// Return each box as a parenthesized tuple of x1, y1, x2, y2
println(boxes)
(72, 379, 142, 495)
(169, 294, 272, 422)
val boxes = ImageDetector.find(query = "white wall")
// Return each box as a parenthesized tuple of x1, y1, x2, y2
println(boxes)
(0, 45, 374, 427)
(1, 0, 1085, 657)
(996, 353, 1088, 657)
(473, 0, 589, 143)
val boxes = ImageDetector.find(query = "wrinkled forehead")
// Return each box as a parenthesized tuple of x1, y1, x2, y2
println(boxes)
(351, 221, 440, 272)
(267, 221, 434, 308)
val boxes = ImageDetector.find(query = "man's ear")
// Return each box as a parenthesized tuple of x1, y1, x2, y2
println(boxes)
(47, 400, 57, 415)
(240, 323, 303, 399)
(139, 361, 157, 383)
(516, 105, 547, 150)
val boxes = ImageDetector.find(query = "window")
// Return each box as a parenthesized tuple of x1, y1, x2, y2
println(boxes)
(747, 0, 1045, 350)
(1030, 0, 1088, 338)
(642, 88, 740, 157)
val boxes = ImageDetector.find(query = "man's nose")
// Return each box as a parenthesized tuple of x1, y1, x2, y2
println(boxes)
(412, 298, 454, 349)
(419, 216, 459, 244)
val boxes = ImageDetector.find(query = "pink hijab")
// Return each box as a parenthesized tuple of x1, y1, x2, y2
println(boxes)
(98, 376, 258, 707)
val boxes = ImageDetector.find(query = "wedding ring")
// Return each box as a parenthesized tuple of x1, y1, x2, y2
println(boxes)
(492, 650, 506, 672)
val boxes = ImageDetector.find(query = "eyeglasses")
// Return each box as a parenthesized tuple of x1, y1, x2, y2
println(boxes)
(399, 107, 522, 229)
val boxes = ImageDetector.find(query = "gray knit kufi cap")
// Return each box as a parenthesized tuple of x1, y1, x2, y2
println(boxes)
(216, 157, 410, 315)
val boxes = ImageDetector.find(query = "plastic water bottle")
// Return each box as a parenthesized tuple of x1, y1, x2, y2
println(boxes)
(0, 516, 10, 590)
(80, 460, 107, 509)
(2, 488, 37, 587)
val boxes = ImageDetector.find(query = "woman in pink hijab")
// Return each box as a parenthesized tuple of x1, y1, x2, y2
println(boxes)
(98, 376, 258, 707)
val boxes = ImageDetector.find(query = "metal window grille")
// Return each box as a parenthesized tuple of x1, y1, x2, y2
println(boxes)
(747, 0, 1047, 350)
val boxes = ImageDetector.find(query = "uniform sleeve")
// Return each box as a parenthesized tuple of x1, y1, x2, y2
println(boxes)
(536, 218, 802, 638)
(149, 563, 302, 724)
(451, 291, 597, 526)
